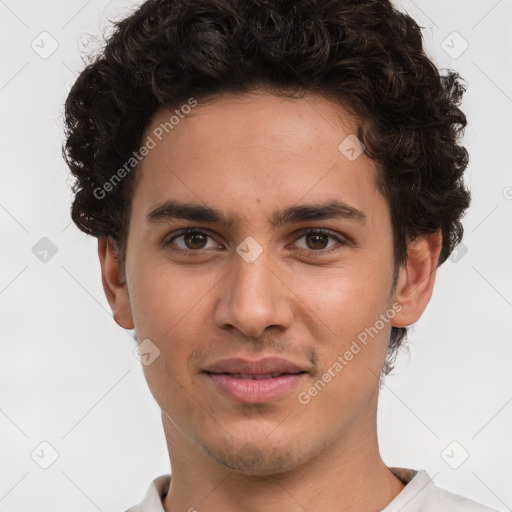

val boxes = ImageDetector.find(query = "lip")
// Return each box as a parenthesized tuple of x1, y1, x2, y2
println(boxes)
(205, 372, 306, 403)
(203, 357, 306, 375)
(203, 357, 307, 404)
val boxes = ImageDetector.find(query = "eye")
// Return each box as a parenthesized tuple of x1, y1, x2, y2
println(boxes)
(164, 229, 220, 252)
(293, 228, 346, 253)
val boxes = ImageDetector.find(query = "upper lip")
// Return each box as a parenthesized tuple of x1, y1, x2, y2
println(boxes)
(204, 357, 306, 375)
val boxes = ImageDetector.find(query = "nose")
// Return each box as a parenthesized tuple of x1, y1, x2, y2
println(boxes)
(214, 247, 294, 339)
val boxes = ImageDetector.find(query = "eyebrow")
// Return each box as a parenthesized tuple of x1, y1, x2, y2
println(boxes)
(145, 199, 367, 228)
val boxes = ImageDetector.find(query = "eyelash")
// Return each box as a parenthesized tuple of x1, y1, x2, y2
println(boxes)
(163, 228, 347, 257)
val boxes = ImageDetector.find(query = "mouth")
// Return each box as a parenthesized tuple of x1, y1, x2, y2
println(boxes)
(203, 371, 307, 403)
(205, 371, 307, 379)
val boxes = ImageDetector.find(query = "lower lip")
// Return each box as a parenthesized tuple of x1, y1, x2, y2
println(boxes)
(205, 372, 306, 403)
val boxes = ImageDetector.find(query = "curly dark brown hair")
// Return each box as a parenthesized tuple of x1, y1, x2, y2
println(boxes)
(63, 0, 470, 374)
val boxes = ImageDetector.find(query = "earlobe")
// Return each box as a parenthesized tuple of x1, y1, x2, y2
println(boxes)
(97, 237, 134, 329)
(391, 231, 443, 328)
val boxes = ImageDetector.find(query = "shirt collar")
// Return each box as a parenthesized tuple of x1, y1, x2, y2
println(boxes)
(138, 474, 169, 512)
(137, 468, 429, 512)
(383, 468, 433, 511)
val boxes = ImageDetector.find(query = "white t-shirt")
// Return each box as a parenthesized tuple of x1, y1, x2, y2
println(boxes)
(125, 467, 497, 512)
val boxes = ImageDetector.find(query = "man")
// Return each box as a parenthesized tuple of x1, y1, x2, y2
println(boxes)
(63, 0, 496, 510)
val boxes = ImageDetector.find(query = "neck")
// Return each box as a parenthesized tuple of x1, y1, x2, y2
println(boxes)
(161, 413, 404, 512)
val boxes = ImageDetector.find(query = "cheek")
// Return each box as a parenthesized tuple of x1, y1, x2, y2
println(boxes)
(290, 258, 391, 335)
(295, 279, 390, 420)
(127, 253, 215, 339)
(290, 259, 392, 391)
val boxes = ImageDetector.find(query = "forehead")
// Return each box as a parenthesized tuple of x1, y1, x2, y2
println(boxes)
(130, 91, 385, 229)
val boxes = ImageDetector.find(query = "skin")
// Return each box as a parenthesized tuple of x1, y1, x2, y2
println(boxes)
(98, 90, 442, 512)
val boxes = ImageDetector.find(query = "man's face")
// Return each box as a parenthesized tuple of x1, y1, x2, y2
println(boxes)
(122, 91, 398, 475)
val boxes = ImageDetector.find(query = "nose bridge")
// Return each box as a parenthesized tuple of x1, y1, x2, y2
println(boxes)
(215, 244, 293, 337)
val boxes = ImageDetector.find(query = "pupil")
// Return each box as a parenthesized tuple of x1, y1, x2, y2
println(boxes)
(307, 233, 327, 250)
(185, 232, 207, 249)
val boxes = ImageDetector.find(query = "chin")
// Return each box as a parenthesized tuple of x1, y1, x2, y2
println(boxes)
(199, 438, 307, 477)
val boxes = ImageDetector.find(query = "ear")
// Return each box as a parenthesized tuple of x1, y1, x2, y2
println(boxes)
(391, 231, 443, 328)
(97, 237, 134, 329)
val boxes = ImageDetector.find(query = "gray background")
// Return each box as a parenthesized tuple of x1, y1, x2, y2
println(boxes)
(1, 0, 511, 510)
